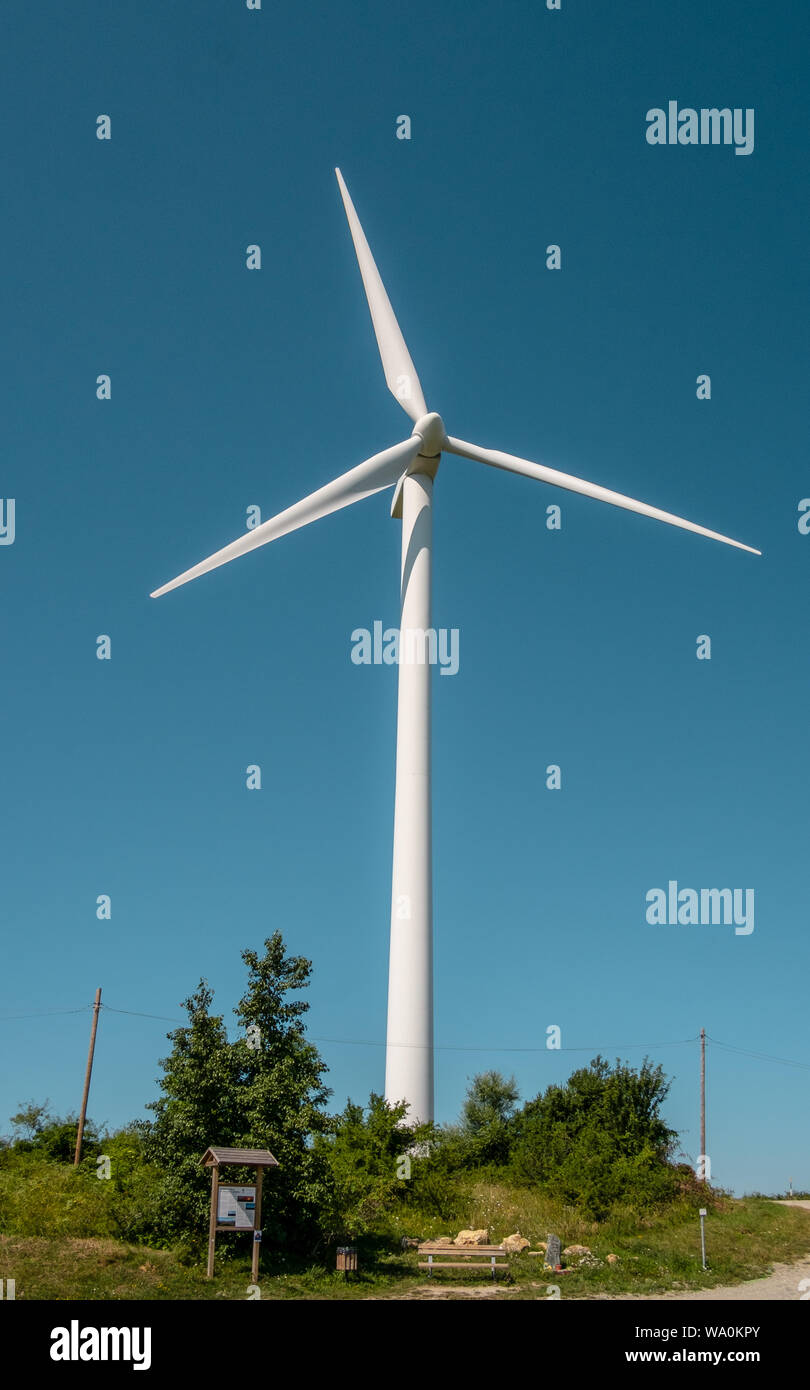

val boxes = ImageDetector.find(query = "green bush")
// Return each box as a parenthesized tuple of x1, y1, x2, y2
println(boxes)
(508, 1056, 678, 1218)
(0, 1130, 167, 1246)
(314, 1093, 436, 1241)
(0, 1154, 116, 1238)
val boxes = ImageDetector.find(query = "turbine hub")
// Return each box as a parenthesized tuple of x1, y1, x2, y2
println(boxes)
(412, 412, 445, 460)
(391, 416, 444, 517)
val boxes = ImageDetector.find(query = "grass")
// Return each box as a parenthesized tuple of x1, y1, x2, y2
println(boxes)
(495, 1193, 810, 1299)
(0, 1234, 427, 1301)
(2, 1184, 809, 1301)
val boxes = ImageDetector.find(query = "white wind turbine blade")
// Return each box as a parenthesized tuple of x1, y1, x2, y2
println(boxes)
(444, 436, 761, 556)
(335, 168, 428, 423)
(150, 436, 421, 598)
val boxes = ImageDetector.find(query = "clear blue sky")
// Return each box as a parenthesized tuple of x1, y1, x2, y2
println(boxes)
(2, 0, 808, 1196)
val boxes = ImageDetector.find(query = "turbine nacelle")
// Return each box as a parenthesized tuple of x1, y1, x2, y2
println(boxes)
(412, 412, 445, 459)
(388, 413, 444, 518)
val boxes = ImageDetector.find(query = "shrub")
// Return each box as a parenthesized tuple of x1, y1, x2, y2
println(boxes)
(0, 1154, 116, 1238)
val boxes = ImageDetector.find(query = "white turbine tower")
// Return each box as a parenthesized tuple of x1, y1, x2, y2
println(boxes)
(151, 169, 760, 1123)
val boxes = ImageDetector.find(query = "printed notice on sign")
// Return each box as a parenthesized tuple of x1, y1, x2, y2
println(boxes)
(217, 1185, 256, 1229)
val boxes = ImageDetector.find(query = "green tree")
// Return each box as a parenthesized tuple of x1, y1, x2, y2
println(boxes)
(143, 934, 332, 1251)
(315, 1093, 442, 1240)
(315, 1093, 414, 1240)
(454, 1071, 520, 1166)
(142, 981, 237, 1241)
(7, 1101, 100, 1165)
(229, 933, 333, 1247)
(9, 1100, 52, 1139)
(462, 1071, 520, 1132)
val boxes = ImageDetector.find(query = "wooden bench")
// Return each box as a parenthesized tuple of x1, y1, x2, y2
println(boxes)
(418, 1243, 508, 1280)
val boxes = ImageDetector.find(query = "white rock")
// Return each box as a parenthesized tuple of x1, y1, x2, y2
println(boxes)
(454, 1228, 489, 1246)
(502, 1233, 530, 1254)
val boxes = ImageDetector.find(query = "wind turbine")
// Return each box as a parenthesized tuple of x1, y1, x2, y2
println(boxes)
(151, 169, 760, 1124)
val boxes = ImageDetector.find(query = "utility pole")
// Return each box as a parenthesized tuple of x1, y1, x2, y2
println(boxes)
(700, 1027, 706, 1177)
(74, 988, 102, 1166)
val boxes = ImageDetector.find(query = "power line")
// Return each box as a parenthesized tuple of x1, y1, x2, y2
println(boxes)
(104, 1008, 700, 1054)
(0, 1006, 92, 1021)
(707, 1036, 810, 1073)
(308, 1034, 700, 1054)
(0, 1002, 699, 1054)
(101, 1006, 185, 1023)
(4, 1003, 810, 1074)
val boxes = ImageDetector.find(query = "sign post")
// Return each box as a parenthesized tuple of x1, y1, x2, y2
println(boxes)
(251, 1168, 264, 1284)
(200, 1147, 278, 1281)
(699, 1207, 707, 1270)
(207, 1164, 219, 1279)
